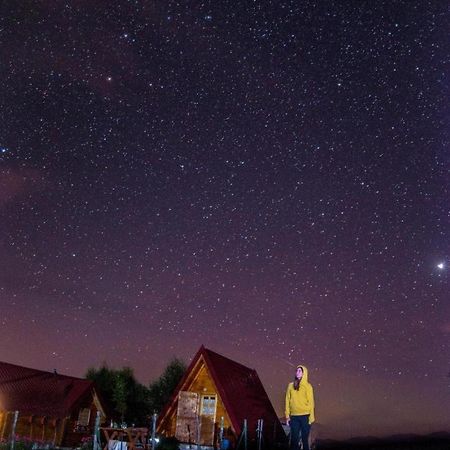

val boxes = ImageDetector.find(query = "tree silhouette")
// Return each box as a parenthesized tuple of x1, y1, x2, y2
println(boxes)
(148, 358, 186, 413)
(86, 364, 151, 426)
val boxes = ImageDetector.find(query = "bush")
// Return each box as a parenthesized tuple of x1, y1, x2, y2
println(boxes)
(156, 436, 179, 450)
(0, 437, 55, 450)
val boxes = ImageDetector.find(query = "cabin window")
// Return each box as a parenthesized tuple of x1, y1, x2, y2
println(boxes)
(200, 395, 216, 416)
(77, 408, 91, 426)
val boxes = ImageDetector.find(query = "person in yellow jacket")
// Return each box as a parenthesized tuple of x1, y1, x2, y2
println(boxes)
(285, 365, 315, 450)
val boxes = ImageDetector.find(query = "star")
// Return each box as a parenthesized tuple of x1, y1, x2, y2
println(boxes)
(436, 262, 445, 270)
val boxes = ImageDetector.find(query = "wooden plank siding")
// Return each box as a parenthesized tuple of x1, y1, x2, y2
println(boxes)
(159, 356, 235, 447)
(0, 411, 65, 444)
(157, 346, 285, 448)
(0, 392, 103, 446)
(0, 360, 108, 447)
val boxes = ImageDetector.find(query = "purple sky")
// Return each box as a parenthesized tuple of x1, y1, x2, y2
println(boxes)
(0, 0, 449, 439)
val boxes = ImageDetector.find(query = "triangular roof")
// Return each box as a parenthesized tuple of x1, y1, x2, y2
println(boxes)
(158, 346, 284, 441)
(0, 360, 98, 418)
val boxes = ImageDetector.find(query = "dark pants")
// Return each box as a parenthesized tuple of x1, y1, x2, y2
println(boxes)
(290, 415, 310, 450)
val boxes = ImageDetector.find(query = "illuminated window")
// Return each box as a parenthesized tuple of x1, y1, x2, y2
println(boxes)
(200, 395, 216, 416)
(77, 408, 91, 426)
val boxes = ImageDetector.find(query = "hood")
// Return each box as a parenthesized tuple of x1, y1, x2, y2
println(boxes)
(296, 365, 309, 385)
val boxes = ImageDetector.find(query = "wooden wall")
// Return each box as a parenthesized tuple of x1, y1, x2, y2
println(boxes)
(159, 358, 236, 446)
(0, 411, 66, 445)
(62, 398, 102, 447)
(0, 397, 101, 446)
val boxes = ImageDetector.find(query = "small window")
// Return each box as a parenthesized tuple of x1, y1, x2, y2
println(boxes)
(200, 395, 216, 416)
(77, 408, 91, 426)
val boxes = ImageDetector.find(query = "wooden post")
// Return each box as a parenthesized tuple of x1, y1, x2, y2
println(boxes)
(41, 417, 46, 442)
(57, 417, 70, 447)
(119, 427, 125, 450)
(10, 411, 19, 450)
(52, 419, 58, 446)
(1, 412, 9, 441)
(59, 417, 68, 447)
(29, 415, 34, 440)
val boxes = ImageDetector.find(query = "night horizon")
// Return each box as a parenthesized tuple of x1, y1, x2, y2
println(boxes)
(1, 0, 448, 442)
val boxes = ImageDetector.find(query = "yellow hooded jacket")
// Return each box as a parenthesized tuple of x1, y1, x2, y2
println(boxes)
(285, 365, 315, 424)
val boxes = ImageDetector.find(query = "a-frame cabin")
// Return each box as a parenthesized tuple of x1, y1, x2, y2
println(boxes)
(0, 360, 108, 447)
(157, 346, 285, 448)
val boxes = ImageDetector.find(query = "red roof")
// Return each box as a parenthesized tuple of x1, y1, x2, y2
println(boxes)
(0, 361, 94, 418)
(159, 346, 285, 443)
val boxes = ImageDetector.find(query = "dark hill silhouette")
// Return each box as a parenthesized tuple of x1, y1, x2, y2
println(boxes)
(315, 431, 450, 449)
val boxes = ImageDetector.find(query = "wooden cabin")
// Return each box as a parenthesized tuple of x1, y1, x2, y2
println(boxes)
(0, 361, 107, 447)
(157, 346, 285, 449)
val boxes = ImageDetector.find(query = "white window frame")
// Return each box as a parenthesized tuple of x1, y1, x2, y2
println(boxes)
(77, 408, 91, 426)
(200, 395, 217, 420)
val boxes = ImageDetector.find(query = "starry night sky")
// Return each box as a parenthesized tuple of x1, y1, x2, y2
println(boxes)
(0, 0, 449, 440)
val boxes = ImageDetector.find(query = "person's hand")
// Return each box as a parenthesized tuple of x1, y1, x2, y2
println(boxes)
(286, 417, 290, 426)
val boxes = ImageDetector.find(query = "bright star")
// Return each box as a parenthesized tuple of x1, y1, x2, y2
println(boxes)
(437, 262, 445, 270)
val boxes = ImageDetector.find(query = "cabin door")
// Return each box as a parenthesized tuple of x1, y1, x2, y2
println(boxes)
(199, 395, 217, 446)
(175, 391, 199, 443)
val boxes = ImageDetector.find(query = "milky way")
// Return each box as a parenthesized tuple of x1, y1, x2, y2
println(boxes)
(0, 1, 448, 439)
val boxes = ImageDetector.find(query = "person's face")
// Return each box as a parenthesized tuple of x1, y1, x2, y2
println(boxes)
(295, 367, 303, 379)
